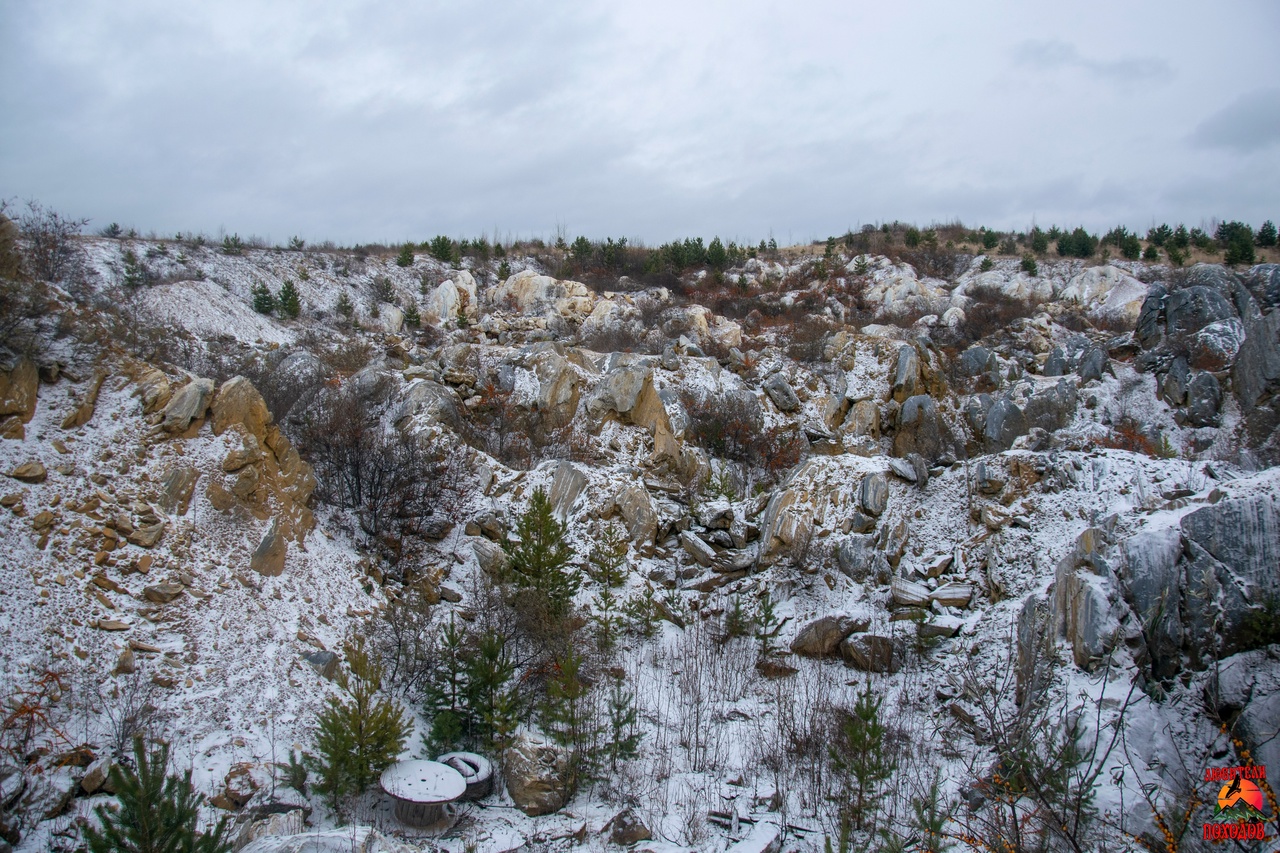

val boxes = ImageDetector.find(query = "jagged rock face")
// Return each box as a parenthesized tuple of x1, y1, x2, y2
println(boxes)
(1113, 484, 1280, 679)
(504, 729, 572, 816)
(1208, 647, 1280, 775)
(1136, 264, 1280, 458)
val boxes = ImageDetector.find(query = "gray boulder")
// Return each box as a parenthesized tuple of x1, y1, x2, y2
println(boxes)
(1024, 379, 1077, 434)
(1165, 282, 1234, 339)
(161, 377, 214, 432)
(958, 346, 994, 378)
(505, 729, 572, 816)
(858, 473, 888, 517)
(790, 615, 869, 658)
(840, 635, 903, 673)
(1043, 347, 1068, 377)
(546, 460, 587, 520)
(616, 484, 658, 545)
(893, 394, 947, 462)
(892, 345, 920, 402)
(763, 373, 801, 412)
(1185, 371, 1222, 427)
(983, 398, 1027, 452)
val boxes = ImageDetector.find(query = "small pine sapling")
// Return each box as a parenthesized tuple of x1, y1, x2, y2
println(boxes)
(464, 628, 518, 753)
(277, 280, 301, 318)
(755, 591, 780, 656)
(589, 524, 628, 652)
(309, 636, 409, 809)
(504, 487, 579, 619)
(251, 282, 276, 314)
(403, 298, 421, 328)
(424, 615, 469, 753)
(724, 595, 751, 640)
(83, 737, 231, 853)
(603, 676, 641, 772)
(288, 235, 305, 251)
(1020, 253, 1038, 276)
(829, 681, 895, 831)
(395, 242, 415, 267)
(542, 649, 596, 788)
(334, 290, 354, 322)
(624, 583, 660, 638)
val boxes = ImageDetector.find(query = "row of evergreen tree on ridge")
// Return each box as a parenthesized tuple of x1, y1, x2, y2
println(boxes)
(98, 216, 1277, 276)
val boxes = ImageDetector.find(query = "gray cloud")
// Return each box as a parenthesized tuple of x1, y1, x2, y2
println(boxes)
(1013, 39, 1171, 82)
(1189, 89, 1280, 153)
(2, 1, 1276, 244)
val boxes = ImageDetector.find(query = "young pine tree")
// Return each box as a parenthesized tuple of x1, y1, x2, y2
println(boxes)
(542, 649, 596, 788)
(251, 282, 276, 314)
(603, 676, 641, 772)
(830, 681, 895, 831)
(424, 615, 469, 753)
(755, 591, 780, 656)
(83, 737, 231, 853)
(464, 628, 518, 753)
(504, 487, 579, 618)
(589, 524, 628, 652)
(334, 290, 354, 322)
(310, 636, 408, 809)
(277, 279, 301, 318)
(403, 298, 421, 328)
(395, 242, 415, 267)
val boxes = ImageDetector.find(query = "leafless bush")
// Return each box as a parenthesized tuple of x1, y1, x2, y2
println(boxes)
(364, 580, 437, 701)
(295, 382, 471, 567)
(99, 669, 160, 759)
(12, 200, 93, 296)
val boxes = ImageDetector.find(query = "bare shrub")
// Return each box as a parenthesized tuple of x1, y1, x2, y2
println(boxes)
(13, 200, 90, 289)
(295, 383, 470, 569)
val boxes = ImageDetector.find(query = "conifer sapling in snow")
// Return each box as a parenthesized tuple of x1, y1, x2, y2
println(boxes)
(82, 737, 231, 853)
(309, 636, 408, 809)
(277, 279, 301, 318)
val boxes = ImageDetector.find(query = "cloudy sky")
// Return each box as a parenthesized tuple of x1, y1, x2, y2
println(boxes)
(3, 1, 1278, 246)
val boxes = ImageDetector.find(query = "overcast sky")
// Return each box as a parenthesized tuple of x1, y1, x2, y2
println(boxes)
(3, 1, 1278, 246)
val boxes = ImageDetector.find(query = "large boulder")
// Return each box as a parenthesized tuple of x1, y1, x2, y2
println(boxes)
(493, 270, 594, 320)
(615, 484, 657, 545)
(891, 345, 920, 403)
(422, 272, 478, 325)
(0, 357, 39, 422)
(983, 398, 1027, 452)
(212, 376, 271, 440)
(762, 373, 801, 412)
(858, 472, 888, 517)
(250, 520, 287, 577)
(162, 377, 215, 432)
(1058, 265, 1148, 326)
(504, 728, 572, 816)
(839, 635, 903, 673)
(893, 394, 948, 462)
(546, 460, 587, 520)
(790, 615, 869, 658)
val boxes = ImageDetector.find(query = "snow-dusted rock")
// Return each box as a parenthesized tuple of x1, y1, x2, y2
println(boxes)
(0, 356, 38, 422)
(1058, 265, 1147, 325)
(162, 377, 214, 432)
(493, 269, 594, 320)
(504, 728, 571, 816)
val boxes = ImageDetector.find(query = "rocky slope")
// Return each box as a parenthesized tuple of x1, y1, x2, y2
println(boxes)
(1, 238, 1278, 852)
